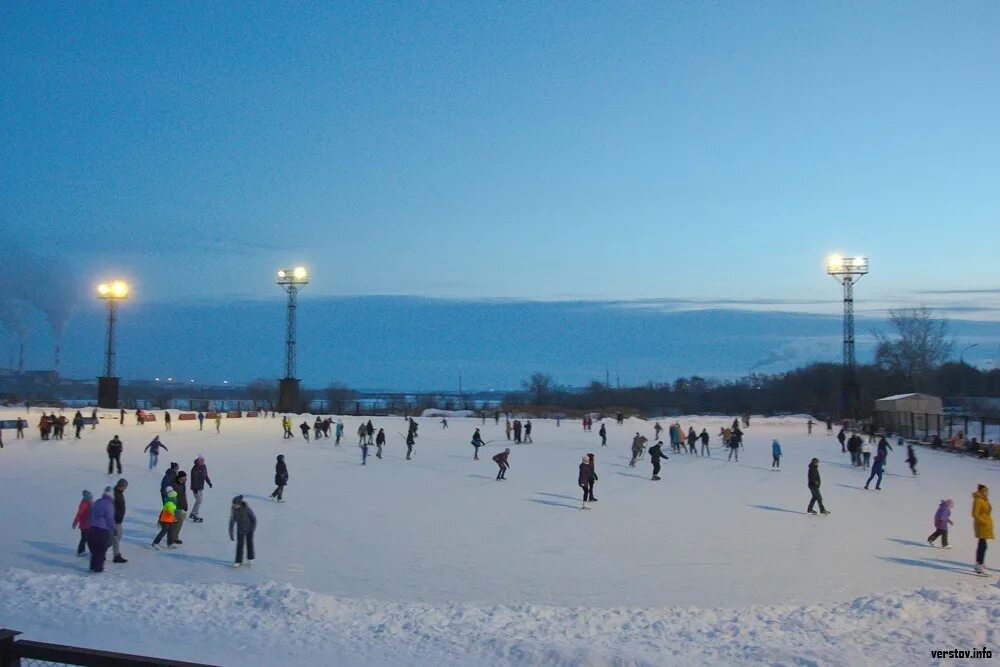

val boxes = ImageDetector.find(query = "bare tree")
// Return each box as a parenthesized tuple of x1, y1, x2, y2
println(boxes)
(874, 307, 953, 387)
(522, 372, 553, 405)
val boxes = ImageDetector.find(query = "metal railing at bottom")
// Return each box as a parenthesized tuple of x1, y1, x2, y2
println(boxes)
(0, 629, 217, 667)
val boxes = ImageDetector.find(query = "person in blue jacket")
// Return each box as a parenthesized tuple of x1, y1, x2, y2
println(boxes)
(865, 452, 885, 490)
(86, 487, 116, 573)
(771, 439, 782, 469)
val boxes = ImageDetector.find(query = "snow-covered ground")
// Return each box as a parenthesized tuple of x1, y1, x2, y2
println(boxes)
(1, 409, 997, 665)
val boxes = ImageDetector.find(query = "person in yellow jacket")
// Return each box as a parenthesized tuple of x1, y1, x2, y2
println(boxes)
(151, 488, 178, 551)
(972, 484, 993, 575)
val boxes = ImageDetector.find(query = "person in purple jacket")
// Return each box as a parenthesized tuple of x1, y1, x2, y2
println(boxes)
(86, 487, 116, 573)
(927, 499, 954, 548)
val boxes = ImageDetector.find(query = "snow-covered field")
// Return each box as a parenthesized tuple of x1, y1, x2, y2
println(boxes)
(1, 409, 997, 665)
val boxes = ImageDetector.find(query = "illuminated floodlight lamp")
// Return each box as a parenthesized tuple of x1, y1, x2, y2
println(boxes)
(276, 266, 309, 285)
(97, 280, 129, 299)
(826, 255, 868, 277)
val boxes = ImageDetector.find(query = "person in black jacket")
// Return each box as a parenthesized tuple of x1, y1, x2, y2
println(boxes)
(169, 470, 189, 545)
(160, 463, 179, 503)
(598, 423, 607, 446)
(271, 454, 288, 502)
(493, 448, 510, 480)
(807, 458, 830, 515)
(106, 435, 123, 475)
(578, 455, 593, 508)
(585, 453, 598, 501)
(112, 478, 128, 564)
(648, 441, 669, 480)
(405, 431, 415, 460)
(375, 428, 386, 459)
(837, 428, 847, 453)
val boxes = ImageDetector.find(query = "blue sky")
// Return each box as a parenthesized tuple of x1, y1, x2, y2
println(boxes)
(3, 4, 1000, 386)
(2, 2, 998, 309)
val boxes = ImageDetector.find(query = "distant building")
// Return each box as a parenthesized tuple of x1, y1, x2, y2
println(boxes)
(874, 393, 943, 436)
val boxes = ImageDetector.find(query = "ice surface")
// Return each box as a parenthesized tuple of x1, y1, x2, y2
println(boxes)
(1, 409, 997, 665)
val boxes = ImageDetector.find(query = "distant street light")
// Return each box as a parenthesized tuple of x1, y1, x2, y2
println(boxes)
(276, 266, 309, 412)
(827, 255, 868, 419)
(96, 280, 129, 408)
(960, 343, 978, 365)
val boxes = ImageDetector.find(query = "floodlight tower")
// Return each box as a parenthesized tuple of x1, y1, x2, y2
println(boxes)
(826, 255, 868, 419)
(276, 266, 309, 413)
(96, 280, 129, 408)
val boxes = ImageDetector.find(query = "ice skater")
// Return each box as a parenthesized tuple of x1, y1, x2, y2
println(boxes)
(648, 440, 668, 480)
(771, 439, 782, 469)
(405, 430, 415, 460)
(271, 454, 288, 501)
(864, 453, 885, 490)
(599, 423, 607, 446)
(585, 453, 598, 501)
(629, 433, 647, 467)
(143, 435, 167, 470)
(492, 448, 510, 480)
(905, 444, 918, 476)
(299, 421, 310, 441)
(106, 435, 123, 475)
(972, 484, 992, 575)
(376, 428, 386, 458)
(700, 428, 710, 456)
(807, 458, 830, 515)
(190, 456, 212, 523)
(86, 487, 116, 571)
(151, 488, 178, 550)
(72, 490, 93, 557)
(578, 455, 593, 508)
(229, 495, 257, 568)
(927, 499, 953, 548)
(471, 428, 486, 460)
(727, 434, 740, 462)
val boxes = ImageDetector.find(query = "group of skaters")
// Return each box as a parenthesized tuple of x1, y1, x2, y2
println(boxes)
(827, 422, 994, 574)
(34, 406, 999, 577)
(504, 418, 532, 443)
(67, 426, 263, 568)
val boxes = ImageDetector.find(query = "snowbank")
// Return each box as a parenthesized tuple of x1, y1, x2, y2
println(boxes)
(420, 409, 477, 418)
(2, 568, 997, 666)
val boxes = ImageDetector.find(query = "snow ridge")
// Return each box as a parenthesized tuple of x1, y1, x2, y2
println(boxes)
(2, 568, 997, 666)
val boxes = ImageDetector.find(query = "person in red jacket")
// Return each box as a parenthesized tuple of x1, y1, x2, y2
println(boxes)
(72, 490, 93, 556)
(493, 448, 510, 480)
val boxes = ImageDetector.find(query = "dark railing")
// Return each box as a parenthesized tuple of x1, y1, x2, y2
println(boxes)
(0, 629, 216, 667)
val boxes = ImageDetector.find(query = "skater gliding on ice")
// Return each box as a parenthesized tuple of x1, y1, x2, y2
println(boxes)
(927, 499, 953, 548)
(771, 440, 782, 469)
(648, 440, 668, 480)
(143, 436, 167, 470)
(471, 428, 486, 460)
(271, 455, 288, 501)
(492, 448, 510, 480)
